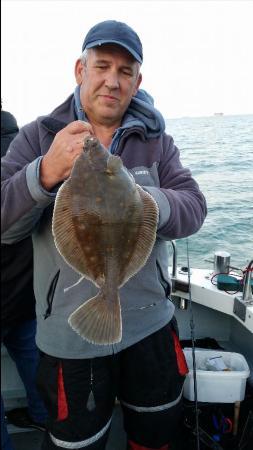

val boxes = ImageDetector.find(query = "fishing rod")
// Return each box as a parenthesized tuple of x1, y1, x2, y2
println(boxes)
(171, 240, 225, 449)
(184, 241, 245, 450)
(186, 238, 200, 450)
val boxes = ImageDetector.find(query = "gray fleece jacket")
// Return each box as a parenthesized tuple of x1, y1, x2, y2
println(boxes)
(1, 92, 207, 358)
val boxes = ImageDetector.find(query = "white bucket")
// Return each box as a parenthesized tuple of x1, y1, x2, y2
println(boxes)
(183, 349, 250, 403)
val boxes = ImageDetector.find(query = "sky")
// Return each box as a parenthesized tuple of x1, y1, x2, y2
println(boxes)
(2, 0, 253, 125)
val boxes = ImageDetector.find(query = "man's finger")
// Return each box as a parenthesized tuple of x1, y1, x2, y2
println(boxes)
(66, 120, 94, 135)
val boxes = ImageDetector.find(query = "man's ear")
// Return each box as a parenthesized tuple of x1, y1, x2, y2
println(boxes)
(75, 59, 84, 85)
(133, 72, 142, 96)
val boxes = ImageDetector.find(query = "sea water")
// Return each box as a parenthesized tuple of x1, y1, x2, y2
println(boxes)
(165, 114, 253, 271)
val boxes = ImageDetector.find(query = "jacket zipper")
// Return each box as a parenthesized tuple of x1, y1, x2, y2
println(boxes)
(44, 270, 60, 319)
(156, 261, 171, 297)
(114, 127, 144, 155)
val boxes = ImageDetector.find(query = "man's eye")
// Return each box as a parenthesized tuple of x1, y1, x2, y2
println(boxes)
(122, 70, 133, 77)
(96, 65, 107, 70)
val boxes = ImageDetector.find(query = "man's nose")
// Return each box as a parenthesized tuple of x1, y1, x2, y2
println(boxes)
(105, 71, 120, 90)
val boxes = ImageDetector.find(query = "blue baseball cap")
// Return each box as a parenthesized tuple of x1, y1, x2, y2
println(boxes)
(82, 20, 143, 64)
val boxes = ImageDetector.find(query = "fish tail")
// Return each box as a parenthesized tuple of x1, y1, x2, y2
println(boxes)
(68, 289, 122, 345)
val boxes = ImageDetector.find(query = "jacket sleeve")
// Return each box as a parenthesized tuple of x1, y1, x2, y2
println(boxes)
(1, 121, 55, 242)
(143, 134, 207, 240)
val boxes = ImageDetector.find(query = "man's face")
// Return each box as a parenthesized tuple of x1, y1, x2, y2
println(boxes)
(75, 44, 142, 127)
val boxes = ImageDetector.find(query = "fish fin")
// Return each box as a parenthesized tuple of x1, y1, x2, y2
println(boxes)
(68, 290, 122, 345)
(120, 186, 159, 285)
(64, 276, 85, 293)
(52, 181, 94, 282)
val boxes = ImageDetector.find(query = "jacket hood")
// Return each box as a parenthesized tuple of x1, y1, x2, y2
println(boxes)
(126, 89, 165, 138)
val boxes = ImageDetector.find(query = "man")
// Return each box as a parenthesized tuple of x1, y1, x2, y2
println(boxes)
(1, 20, 207, 450)
(1, 107, 47, 450)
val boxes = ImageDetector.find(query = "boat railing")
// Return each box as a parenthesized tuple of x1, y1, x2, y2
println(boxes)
(242, 259, 253, 302)
(169, 241, 189, 303)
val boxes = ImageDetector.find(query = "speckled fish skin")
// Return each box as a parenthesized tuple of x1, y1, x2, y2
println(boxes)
(52, 137, 159, 345)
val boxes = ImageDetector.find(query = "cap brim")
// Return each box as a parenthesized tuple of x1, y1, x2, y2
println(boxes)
(85, 39, 142, 64)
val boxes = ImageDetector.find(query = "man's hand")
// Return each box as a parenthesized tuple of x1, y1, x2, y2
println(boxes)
(40, 121, 94, 190)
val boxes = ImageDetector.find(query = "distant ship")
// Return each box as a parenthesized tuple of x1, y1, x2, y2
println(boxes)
(214, 112, 224, 116)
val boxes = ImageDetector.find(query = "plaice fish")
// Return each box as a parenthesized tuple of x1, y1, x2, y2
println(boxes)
(52, 137, 158, 345)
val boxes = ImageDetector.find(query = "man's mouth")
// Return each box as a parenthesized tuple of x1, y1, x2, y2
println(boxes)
(99, 95, 119, 102)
